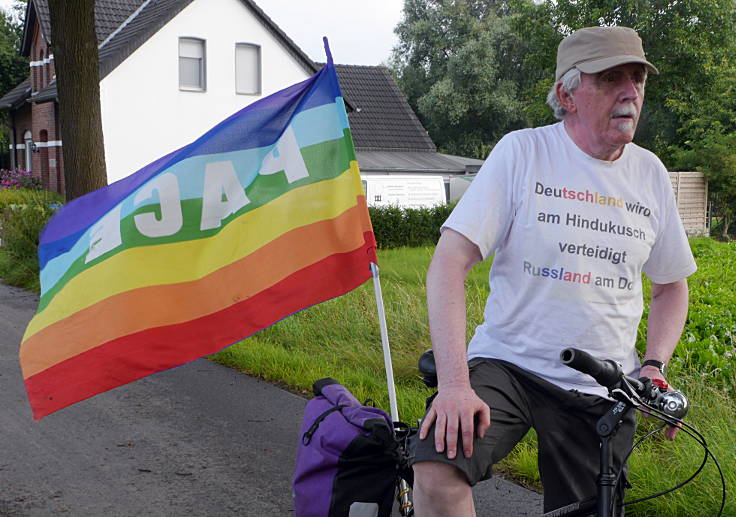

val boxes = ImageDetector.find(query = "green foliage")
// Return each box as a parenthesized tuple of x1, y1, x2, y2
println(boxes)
(392, 0, 533, 157)
(0, 188, 63, 290)
(0, 6, 29, 167)
(632, 239, 736, 391)
(0, 6, 26, 96)
(393, 0, 736, 164)
(676, 239, 736, 387)
(368, 203, 455, 248)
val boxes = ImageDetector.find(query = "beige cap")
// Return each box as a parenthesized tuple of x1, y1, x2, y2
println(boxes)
(555, 26, 658, 81)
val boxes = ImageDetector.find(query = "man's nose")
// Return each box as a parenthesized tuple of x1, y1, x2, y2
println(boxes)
(620, 77, 642, 101)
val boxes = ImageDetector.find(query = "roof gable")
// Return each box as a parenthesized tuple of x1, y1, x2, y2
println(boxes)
(335, 65, 435, 152)
(20, 0, 318, 79)
(98, 0, 318, 80)
(21, 0, 143, 55)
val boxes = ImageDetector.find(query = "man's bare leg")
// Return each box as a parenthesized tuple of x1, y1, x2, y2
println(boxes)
(413, 461, 475, 517)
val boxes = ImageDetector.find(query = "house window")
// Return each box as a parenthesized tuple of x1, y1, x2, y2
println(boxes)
(235, 43, 261, 94)
(179, 38, 206, 91)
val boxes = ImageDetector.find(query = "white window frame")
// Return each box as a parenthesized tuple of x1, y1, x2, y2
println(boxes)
(23, 130, 33, 172)
(40, 49, 46, 88)
(179, 37, 206, 91)
(235, 43, 261, 95)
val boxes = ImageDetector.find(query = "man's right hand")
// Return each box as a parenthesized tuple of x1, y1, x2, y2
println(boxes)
(419, 385, 491, 459)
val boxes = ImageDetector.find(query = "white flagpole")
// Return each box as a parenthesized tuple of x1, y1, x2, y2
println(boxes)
(370, 261, 414, 516)
(369, 262, 399, 423)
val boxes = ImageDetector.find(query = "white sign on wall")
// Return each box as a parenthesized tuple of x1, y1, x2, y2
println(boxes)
(362, 175, 446, 209)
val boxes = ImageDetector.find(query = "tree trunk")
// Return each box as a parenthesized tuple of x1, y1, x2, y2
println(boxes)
(48, 0, 107, 200)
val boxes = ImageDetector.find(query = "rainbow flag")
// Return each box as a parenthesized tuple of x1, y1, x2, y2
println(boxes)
(19, 49, 376, 420)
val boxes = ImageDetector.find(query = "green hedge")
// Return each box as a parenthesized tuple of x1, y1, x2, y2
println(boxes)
(368, 202, 455, 248)
(0, 189, 63, 291)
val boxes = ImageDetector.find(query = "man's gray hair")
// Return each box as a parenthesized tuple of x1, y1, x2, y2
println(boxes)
(546, 68, 582, 120)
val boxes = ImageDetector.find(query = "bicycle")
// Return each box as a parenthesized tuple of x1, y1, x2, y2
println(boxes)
(411, 348, 727, 517)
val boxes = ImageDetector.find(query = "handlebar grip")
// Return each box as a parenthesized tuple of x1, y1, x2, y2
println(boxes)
(560, 348, 623, 388)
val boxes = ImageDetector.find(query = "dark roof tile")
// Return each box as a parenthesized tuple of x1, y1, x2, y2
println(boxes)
(335, 64, 435, 152)
(98, 0, 197, 79)
(356, 150, 482, 174)
(0, 78, 31, 109)
(27, 0, 143, 47)
(26, 0, 317, 80)
(31, 78, 56, 103)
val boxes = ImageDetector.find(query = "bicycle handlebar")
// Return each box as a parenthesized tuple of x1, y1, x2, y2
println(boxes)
(560, 348, 626, 389)
(560, 348, 688, 420)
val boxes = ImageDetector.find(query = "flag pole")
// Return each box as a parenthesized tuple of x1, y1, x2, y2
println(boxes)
(369, 262, 399, 422)
(370, 262, 414, 516)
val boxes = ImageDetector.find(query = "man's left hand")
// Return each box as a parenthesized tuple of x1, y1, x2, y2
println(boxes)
(640, 365, 680, 440)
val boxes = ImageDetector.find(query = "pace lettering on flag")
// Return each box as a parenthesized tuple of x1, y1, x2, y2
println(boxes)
(20, 48, 376, 420)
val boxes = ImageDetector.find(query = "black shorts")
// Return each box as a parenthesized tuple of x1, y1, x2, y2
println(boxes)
(409, 358, 636, 513)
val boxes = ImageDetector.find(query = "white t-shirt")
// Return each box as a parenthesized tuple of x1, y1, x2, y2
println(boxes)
(445, 122, 697, 397)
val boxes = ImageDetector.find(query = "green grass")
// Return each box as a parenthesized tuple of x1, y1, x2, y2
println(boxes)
(624, 375, 735, 516)
(211, 240, 735, 516)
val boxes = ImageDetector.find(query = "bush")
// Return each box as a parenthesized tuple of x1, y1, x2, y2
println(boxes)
(0, 189, 63, 291)
(0, 169, 42, 190)
(369, 202, 456, 248)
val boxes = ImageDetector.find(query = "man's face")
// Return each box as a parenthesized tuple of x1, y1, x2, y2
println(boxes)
(570, 63, 647, 152)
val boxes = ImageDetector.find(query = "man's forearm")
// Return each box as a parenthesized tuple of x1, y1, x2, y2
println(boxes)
(426, 230, 482, 389)
(427, 255, 472, 389)
(645, 279, 689, 364)
(422, 229, 489, 458)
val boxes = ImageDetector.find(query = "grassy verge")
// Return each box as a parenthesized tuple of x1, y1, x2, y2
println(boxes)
(212, 239, 734, 516)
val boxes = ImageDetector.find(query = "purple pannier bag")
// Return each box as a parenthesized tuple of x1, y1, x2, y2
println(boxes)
(293, 378, 401, 517)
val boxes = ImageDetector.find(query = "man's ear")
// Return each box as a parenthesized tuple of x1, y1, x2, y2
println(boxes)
(557, 83, 576, 114)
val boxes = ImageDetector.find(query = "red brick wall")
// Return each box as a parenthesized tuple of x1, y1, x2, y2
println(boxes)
(10, 101, 63, 194)
(30, 25, 51, 93)
(25, 22, 64, 195)
(31, 101, 58, 190)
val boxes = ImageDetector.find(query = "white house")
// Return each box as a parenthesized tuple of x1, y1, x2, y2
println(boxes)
(97, 0, 318, 182)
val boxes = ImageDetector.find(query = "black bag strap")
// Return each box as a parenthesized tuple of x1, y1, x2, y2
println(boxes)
(312, 377, 339, 396)
(302, 404, 349, 445)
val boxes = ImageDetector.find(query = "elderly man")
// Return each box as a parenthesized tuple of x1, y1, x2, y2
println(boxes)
(410, 26, 696, 516)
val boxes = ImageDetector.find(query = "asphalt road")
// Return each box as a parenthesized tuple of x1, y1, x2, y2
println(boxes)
(0, 281, 543, 516)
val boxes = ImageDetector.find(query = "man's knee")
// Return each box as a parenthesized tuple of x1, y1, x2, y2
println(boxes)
(413, 460, 471, 500)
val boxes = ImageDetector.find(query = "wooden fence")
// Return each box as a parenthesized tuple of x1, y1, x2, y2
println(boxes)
(669, 171, 709, 236)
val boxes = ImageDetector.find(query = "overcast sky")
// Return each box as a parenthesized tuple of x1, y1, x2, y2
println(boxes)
(0, 0, 405, 66)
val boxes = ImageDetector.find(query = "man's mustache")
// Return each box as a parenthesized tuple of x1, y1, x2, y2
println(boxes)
(612, 105, 638, 118)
